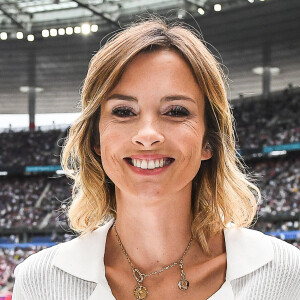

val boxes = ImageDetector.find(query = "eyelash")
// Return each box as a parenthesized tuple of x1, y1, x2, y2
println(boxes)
(111, 105, 190, 118)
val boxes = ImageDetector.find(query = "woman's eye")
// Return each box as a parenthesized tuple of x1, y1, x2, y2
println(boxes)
(111, 105, 189, 118)
(165, 106, 190, 117)
(112, 107, 135, 118)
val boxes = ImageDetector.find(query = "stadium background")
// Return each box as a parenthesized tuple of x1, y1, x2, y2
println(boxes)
(0, 0, 299, 298)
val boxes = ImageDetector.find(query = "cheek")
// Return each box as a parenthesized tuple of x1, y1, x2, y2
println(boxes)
(99, 119, 126, 145)
(181, 120, 205, 145)
(99, 139, 122, 183)
(99, 121, 128, 169)
(180, 121, 205, 163)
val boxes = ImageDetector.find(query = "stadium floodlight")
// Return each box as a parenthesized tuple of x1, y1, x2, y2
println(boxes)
(42, 29, 50, 38)
(27, 34, 34, 42)
(81, 23, 90, 35)
(198, 8, 205, 15)
(20, 86, 44, 93)
(0, 171, 8, 176)
(50, 28, 57, 37)
(66, 27, 73, 35)
(74, 26, 81, 34)
(58, 28, 65, 35)
(248, 0, 255, 3)
(91, 24, 98, 32)
(214, 4, 222, 11)
(252, 66, 280, 75)
(0, 32, 8, 40)
(16, 32, 24, 39)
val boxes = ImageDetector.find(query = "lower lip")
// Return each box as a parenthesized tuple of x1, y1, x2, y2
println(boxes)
(124, 159, 174, 175)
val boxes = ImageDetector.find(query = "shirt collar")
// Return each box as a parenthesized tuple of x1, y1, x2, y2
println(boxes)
(224, 224, 274, 281)
(52, 218, 114, 287)
(52, 218, 274, 297)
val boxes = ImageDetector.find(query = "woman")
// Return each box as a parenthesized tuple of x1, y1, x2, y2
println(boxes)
(12, 18, 300, 300)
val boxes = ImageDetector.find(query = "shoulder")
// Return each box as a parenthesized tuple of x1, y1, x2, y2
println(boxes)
(227, 226, 300, 256)
(228, 227, 300, 299)
(14, 244, 61, 279)
(13, 243, 97, 300)
(254, 233, 300, 298)
(239, 227, 300, 271)
(266, 234, 300, 269)
(13, 244, 61, 299)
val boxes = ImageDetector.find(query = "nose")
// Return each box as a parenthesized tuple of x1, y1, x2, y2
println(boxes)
(131, 117, 165, 148)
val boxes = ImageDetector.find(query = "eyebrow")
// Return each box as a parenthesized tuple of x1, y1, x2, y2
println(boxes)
(105, 93, 196, 103)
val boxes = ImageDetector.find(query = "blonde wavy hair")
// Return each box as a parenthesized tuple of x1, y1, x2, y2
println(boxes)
(61, 17, 260, 255)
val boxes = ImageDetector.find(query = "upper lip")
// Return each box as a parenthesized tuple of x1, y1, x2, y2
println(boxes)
(125, 154, 174, 160)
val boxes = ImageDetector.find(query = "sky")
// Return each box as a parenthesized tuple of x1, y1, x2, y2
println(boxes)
(0, 113, 81, 130)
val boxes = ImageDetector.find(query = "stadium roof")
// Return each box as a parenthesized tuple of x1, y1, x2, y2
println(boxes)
(0, 0, 299, 114)
(0, 0, 277, 33)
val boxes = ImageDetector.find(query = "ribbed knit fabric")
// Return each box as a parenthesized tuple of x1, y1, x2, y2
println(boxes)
(12, 245, 96, 299)
(230, 235, 300, 299)
(12, 234, 300, 300)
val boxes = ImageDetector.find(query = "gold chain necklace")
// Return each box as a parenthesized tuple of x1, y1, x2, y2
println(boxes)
(112, 220, 193, 299)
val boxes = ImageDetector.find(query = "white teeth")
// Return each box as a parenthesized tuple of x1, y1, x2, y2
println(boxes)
(140, 160, 148, 169)
(133, 159, 141, 167)
(131, 158, 172, 169)
(136, 159, 141, 167)
(148, 160, 156, 169)
(159, 158, 163, 167)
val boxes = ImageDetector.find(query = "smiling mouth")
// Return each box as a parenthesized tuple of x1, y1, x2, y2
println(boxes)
(124, 157, 175, 169)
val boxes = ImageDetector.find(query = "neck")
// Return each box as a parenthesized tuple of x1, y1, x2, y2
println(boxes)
(108, 185, 197, 273)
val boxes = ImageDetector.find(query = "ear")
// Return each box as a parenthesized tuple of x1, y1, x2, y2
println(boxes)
(201, 143, 213, 161)
(94, 145, 101, 156)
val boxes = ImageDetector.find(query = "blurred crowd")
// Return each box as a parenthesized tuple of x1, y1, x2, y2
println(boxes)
(233, 92, 300, 149)
(253, 220, 299, 233)
(250, 156, 300, 217)
(0, 129, 62, 167)
(0, 246, 47, 293)
(0, 176, 71, 230)
(0, 177, 48, 229)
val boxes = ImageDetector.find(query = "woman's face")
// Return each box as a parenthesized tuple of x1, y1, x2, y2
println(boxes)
(97, 49, 212, 201)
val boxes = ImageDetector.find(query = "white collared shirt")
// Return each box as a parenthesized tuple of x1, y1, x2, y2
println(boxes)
(12, 218, 300, 299)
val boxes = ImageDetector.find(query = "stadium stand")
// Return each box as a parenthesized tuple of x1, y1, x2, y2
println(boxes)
(0, 129, 62, 167)
(251, 155, 300, 217)
(234, 90, 300, 149)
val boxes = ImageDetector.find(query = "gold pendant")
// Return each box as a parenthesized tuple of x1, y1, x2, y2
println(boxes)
(133, 285, 148, 299)
(178, 279, 189, 290)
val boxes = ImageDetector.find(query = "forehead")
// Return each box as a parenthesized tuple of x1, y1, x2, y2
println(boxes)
(123, 49, 194, 79)
(108, 49, 204, 105)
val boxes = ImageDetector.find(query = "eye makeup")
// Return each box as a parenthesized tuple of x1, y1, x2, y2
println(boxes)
(111, 105, 190, 118)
